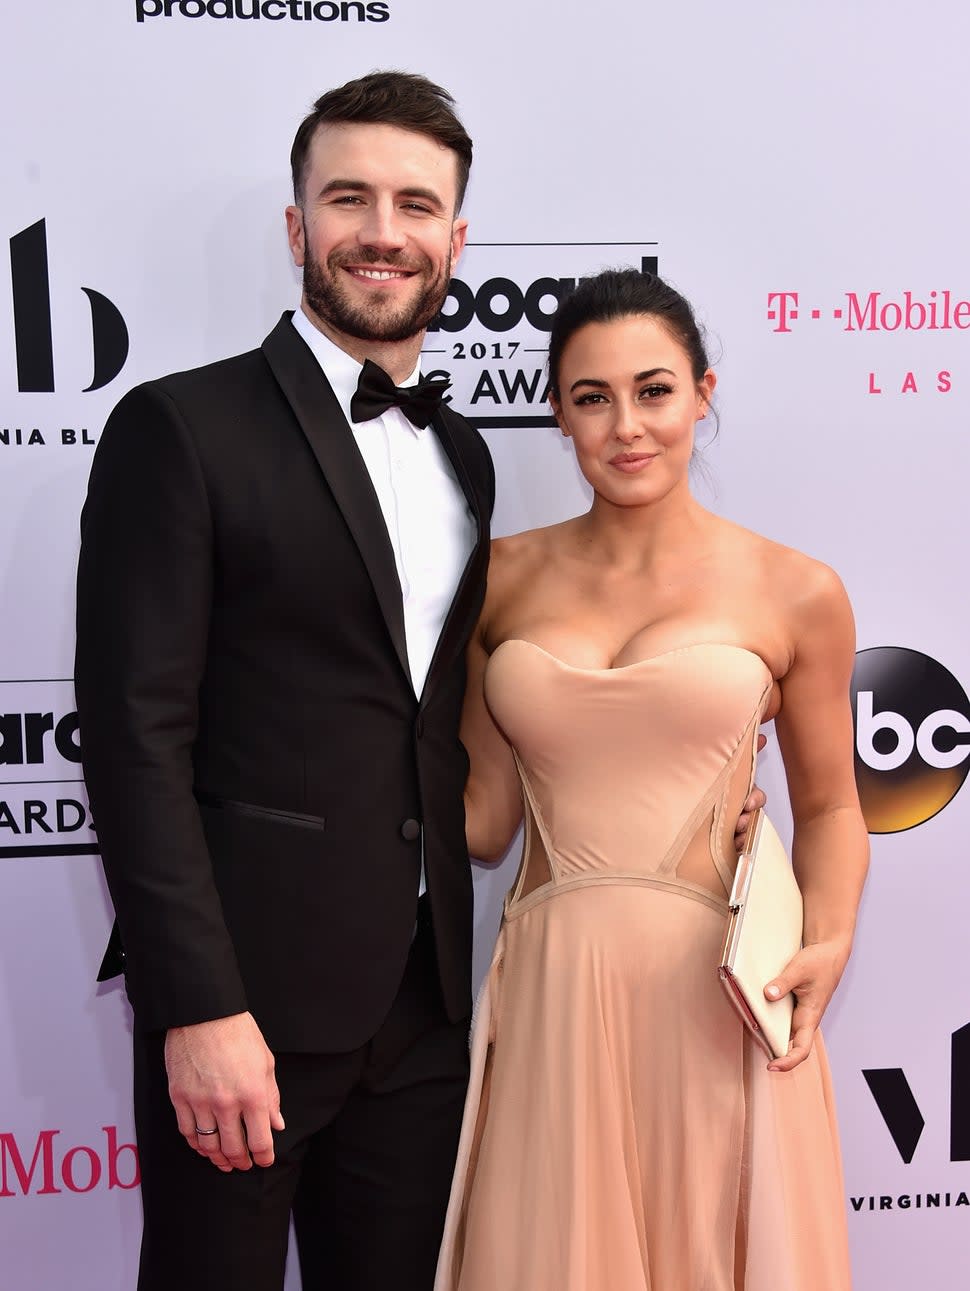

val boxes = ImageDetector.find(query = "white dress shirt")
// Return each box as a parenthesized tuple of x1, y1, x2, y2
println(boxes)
(291, 307, 477, 893)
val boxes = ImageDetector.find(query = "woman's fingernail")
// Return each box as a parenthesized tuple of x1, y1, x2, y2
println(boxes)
(765, 984, 781, 999)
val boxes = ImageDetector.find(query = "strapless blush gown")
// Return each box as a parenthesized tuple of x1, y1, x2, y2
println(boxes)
(435, 640, 851, 1291)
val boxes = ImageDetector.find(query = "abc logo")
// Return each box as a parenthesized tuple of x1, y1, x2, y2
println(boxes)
(852, 647, 970, 833)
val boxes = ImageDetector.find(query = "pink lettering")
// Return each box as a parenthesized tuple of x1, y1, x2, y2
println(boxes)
(767, 292, 799, 333)
(62, 1145, 101, 1193)
(0, 1130, 61, 1196)
(846, 293, 878, 331)
(903, 292, 927, 329)
(103, 1125, 140, 1190)
(881, 302, 903, 331)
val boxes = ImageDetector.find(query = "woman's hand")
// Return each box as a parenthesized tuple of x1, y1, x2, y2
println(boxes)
(762, 937, 851, 1072)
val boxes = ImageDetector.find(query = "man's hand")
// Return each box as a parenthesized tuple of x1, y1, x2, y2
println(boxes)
(165, 1012, 284, 1172)
(734, 735, 768, 851)
(733, 784, 766, 849)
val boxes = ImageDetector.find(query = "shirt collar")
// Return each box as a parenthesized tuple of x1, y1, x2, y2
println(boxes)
(291, 306, 424, 434)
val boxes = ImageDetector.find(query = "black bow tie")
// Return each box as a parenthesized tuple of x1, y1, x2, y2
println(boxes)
(349, 359, 451, 429)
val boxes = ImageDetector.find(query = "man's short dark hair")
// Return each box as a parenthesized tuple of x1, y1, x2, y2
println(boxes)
(290, 70, 473, 211)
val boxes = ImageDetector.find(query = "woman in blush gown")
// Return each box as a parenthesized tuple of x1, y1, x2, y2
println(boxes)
(434, 270, 869, 1291)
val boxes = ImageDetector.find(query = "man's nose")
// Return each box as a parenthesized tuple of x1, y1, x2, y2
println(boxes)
(357, 199, 408, 253)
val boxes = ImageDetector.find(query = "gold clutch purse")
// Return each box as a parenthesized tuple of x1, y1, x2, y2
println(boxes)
(718, 808, 803, 1060)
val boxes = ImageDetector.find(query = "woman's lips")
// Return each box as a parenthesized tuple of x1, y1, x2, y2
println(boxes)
(609, 452, 658, 473)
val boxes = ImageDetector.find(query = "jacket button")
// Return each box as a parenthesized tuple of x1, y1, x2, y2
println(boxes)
(400, 818, 421, 842)
(416, 715, 425, 738)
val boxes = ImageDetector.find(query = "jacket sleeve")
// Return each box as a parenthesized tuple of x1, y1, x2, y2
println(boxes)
(75, 382, 248, 1031)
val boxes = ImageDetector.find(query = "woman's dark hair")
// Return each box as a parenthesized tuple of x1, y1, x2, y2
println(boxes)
(290, 70, 473, 210)
(547, 269, 711, 399)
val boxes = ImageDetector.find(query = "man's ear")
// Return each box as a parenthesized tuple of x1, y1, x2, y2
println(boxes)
(285, 206, 306, 268)
(451, 217, 469, 270)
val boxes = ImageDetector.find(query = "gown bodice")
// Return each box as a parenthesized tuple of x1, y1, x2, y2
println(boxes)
(485, 638, 773, 908)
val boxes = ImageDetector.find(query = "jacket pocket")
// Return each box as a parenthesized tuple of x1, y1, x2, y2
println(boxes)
(194, 790, 326, 832)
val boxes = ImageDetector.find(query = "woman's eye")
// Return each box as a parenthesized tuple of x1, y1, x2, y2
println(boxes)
(639, 384, 673, 400)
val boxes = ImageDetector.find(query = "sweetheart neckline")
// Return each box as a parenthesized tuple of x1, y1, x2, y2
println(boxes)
(492, 637, 773, 679)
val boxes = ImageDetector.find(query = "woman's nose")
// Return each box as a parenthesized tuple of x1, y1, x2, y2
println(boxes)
(613, 399, 646, 443)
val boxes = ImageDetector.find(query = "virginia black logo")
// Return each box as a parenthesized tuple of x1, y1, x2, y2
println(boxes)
(863, 1023, 970, 1164)
(9, 218, 129, 393)
(851, 647, 970, 833)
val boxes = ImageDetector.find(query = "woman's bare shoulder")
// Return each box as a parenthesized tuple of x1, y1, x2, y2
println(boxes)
(482, 522, 574, 635)
(489, 521, 573, 576)
(714, 517, 846, 604)
(720, 522, 854, 665)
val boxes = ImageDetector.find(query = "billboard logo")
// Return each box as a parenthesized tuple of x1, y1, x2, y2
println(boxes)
(851, 647, 970, 833)
(422, 243, 658, 430)
(0, 680, 97, 859)
(9, 218, 129, 393)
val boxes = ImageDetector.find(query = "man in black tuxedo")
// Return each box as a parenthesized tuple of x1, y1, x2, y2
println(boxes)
(75, 72, 491, 1291)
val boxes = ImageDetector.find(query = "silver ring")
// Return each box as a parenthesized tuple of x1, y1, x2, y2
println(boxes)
(195, 1125, 219, 1136)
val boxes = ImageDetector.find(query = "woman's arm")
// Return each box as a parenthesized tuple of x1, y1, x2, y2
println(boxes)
(461, 618, 523, 861)
(766, 561, 870, 1072)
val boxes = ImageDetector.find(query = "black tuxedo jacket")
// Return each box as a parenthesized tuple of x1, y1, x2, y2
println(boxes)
(75, 314, 494, 1053)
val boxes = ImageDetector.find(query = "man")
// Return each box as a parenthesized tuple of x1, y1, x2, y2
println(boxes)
(76, 72, 491, 1291)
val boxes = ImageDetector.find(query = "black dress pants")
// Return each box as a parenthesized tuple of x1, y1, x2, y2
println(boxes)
(133, 901, 470, 1291)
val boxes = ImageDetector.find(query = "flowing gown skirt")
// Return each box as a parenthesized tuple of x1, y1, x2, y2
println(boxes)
(436, 883, 850, 1291)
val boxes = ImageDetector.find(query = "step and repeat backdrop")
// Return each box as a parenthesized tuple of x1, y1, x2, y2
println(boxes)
(2, 2, 968, 1287)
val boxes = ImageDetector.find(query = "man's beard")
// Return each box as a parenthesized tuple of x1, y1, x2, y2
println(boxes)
(303, 244, 452, 344)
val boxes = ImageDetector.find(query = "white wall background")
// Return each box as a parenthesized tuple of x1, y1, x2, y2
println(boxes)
(2, 2, 968, 1286)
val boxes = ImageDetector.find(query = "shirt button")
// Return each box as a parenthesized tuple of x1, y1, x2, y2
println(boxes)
(400, 818, 421, 842)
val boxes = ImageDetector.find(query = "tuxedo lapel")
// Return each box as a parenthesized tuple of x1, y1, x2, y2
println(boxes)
(261, 314, 412, 687)
(420, 408, 489, 704)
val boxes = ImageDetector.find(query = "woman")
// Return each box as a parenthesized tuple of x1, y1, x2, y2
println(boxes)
(435, 270, 869, 1290)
